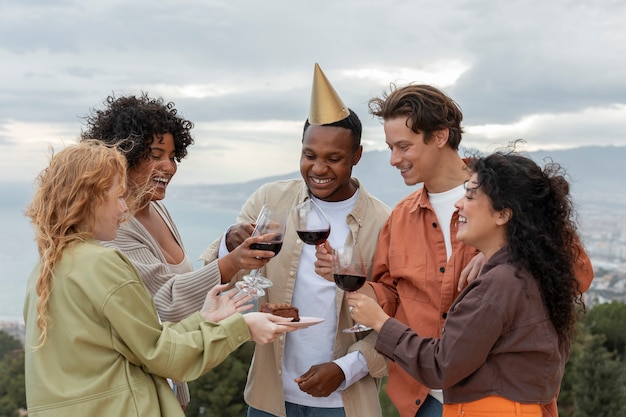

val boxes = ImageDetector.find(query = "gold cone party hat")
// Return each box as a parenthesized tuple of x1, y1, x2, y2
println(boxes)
(309, 63, 349, 125)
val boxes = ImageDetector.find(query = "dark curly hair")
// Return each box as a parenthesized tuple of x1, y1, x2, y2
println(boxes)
(80, 92, 194, 168)
(468, 145, 585, 345)
(368, 83, 464, 150)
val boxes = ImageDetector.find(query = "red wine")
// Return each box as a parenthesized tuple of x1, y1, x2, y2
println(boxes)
(333, 274, 366, 292)
(250, 241, 283, 255)
(297, 229, 330, 245)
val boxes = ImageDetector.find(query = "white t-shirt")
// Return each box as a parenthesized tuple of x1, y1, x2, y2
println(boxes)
(283, 192, 367, 407)
(428, 184, 465, 261)
(426, 183, 465, 403)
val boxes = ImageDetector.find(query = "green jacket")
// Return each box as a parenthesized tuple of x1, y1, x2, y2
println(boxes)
(24, 239, 250, 417)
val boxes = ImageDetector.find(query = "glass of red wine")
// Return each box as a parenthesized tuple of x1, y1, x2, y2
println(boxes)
(332, 243, 371, 333)
(236, 205, 287, 297)
(293, 199, 331, 246)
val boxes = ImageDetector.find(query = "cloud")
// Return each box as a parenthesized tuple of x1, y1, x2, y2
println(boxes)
(464, 104, 626, 151)
(341, 61, 470, 88)
(1, 0, 625, 184)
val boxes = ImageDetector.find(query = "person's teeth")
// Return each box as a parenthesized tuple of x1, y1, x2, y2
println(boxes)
(312, 178, 331, 184)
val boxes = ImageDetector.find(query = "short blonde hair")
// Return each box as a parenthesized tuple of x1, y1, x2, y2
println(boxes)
(26, 140, 127, 347)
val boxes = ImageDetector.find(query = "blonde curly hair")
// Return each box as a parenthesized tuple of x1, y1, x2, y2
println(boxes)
(26, 140, 127, 347)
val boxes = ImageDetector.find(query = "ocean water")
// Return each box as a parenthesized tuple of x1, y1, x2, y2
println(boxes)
(0, 183, 38, 319)
(162, 199, 239, 267)
(0, 182, 239, 320)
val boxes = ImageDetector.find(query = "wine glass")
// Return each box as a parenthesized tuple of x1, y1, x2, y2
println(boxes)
(332, 243, 371, 333)
(236, 205, 287, 297)
(293, 199, 331, 245)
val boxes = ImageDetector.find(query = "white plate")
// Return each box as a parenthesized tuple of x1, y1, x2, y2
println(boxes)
(281, 316, 325, 328)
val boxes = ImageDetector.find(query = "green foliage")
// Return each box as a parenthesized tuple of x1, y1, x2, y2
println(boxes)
(559, 302, 626, 417)
(0, 397, 19, 417)
(572, 332, 626, 417)
(185, 342, 255, 417)
(583, 300, 626, 360)
(0, 331, 21, 359)
(0, 330, 25, 417)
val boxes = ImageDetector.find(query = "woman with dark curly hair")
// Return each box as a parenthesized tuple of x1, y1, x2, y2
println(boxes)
(81, 93, 278, 407)
(346, 148, 587, 417)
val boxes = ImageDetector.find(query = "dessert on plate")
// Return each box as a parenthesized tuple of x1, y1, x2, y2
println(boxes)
(260, 302, 300, 322)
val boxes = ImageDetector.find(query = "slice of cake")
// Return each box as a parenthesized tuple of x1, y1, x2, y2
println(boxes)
(260, 303, 300, 322)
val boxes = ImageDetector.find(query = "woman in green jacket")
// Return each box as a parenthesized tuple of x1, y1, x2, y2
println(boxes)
(23, 141, 295, 417)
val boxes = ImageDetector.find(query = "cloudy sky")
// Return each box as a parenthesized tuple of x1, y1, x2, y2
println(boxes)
(2, 0, 625, 185)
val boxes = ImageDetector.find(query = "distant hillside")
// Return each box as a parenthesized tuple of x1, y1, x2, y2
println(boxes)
(167, 145, 626, 211)
(529, 146, 626, 208)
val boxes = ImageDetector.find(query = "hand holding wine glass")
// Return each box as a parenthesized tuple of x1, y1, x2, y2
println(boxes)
(313, 242, 334, 281)
(293, 199, 331, 246)
(332, 243, 371, 333)
(235, 205, 287, 298)
(344, 291, 390, 333)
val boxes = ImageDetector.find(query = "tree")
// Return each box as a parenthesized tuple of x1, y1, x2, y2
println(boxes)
(0, 396, 20, 417)
(0, 331, 21, 359)
(583, 300, 626, 360)
(572, 332, 626, 417)
(0, 331, 25, 417)
(185, 342, 255, 417)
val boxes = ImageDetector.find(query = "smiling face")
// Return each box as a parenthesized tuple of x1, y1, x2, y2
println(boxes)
(384, 116, 441, 187)
(128, 133, 177, 202)
(455, 174, 509, 260)
(93, 175, 129, 241)
(300, 124, 362, 202)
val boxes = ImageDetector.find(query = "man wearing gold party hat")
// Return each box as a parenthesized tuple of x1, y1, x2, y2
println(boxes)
(201, 63, 390, 417)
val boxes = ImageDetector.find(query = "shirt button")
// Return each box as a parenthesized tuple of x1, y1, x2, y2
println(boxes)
(415, 399, 421, 405)
(442, 312, 448, 319)
(237, 336, 244, 342)
(439, 266, 445, 273)
(278, 369, 282, 375)
(290, 271, 295, 276)
(297, 239, 302, 244)
(432, 222, 437, 228)
(279, 335, 284, 341)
